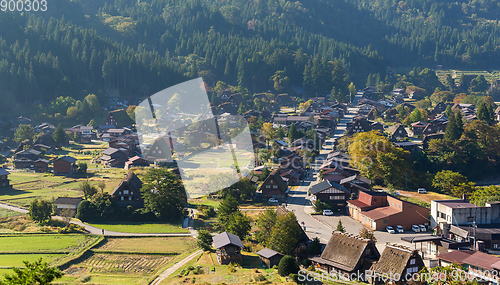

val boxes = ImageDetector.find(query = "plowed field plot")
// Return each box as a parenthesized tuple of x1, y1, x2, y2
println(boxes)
(80, 254, 173, 274)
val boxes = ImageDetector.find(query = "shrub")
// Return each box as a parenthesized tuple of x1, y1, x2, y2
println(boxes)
(254, 274, 266, 281)
(193, 267, 203, 275)
(289, 273, 300, 283)
(307, 265, 315, 272)
(278, 255, 299, 276)
(187, 265, 194, 271)
(300, 259, 312, 268)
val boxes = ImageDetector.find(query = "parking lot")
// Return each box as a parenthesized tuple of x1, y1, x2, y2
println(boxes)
(314, 214, 431, 253)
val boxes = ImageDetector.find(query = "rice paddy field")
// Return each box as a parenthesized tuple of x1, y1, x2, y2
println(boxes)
(58, 237, 198, 285)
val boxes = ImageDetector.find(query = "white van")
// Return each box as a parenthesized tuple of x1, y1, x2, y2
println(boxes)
(417, 188, 427, 194)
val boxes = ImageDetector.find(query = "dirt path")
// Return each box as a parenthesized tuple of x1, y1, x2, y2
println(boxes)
(150, 249, 203, 285)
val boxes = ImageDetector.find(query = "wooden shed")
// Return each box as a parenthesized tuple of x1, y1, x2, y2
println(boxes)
(257, 248, 284, 268)
(213, 232, 244, 265)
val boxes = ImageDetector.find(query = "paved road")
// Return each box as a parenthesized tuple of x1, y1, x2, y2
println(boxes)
(150, 249, 203, 285)
(0, 201, 195, 237)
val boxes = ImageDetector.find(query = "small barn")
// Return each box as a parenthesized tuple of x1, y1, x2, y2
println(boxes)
(213, 232, 244, 265)
(53, 197, 83, 217)
(0, 168, 10, 188)
(53, 156, 77, 176)
(34, 159, 49, 173)
(257, 248, 284, 268)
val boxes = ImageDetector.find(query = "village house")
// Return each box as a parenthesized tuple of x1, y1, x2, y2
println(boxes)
(276, 94, 294, 106)
(411, 121, 428, 136)
(53, 197, 83, 217)
(34, 159, 49, 173)
(258, 170, 288, 201)
(422, 133, 444, 149)
(213, 232, 244, 265)
(110, 172, 144, 208)
(368, 243, 425, 285)
(384, 108, 398, 122)
(311, 232, 380, 281)
(257, 248, 284, 268)
(347, 190, 430, 231)
(53, 156, 77, 176)
(0, 168, 10, 188)
(309, 180, 350, 212)
(346, 117, 372, 136)
(101, 109, 134, 128)
(35, 122, 55, 134)
(388, 123, 408, 140)
(100, 148, 129, 167)
(339, 174, 371, 197)
(124, 156, 150, 170)
(144, 136, 174, 163)
(279, 169, 300, 185)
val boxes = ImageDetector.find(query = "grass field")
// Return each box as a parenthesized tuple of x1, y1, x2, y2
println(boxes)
(0, 208, 22, 218)
(85, 221, 189, 234)
(161, 251, 287, 284)
(0, 254, 68, 268)
(0, 234, 98, 253)
(435, 69, 500, 84)
(94, 237, 196, 253)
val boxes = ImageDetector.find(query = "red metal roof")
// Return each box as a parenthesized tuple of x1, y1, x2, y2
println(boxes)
(362, 206, 401, 221)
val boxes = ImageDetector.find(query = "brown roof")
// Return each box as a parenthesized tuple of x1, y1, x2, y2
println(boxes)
(437, 250, 474, 265)
(370, 244, 417, 276)
(320, 232, 378, 272)
(362, 206, 400, 221)
(437, 200, 477, 209)
(347, 199, 371, 209)
(462, 251, 500, 271)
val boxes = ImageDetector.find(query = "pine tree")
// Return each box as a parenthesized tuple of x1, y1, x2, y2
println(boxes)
(445, 105, 452, 117)
(336, 220, 345, 232)
(455, 111, 463, 138)
(52, 124, 66, 147)
(288, 123, 298, 143)
(444, 113, 458, 140)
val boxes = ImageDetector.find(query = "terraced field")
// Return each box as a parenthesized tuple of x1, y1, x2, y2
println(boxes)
(80, 253, 173, 274)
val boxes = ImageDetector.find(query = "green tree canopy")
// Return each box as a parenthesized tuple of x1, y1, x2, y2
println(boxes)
(268, 212, 301, 255)
(0, 258, 63, 285)
(141, 168, 187, 221)
(14, 124, 34, 143)
(28, 199, 52, 224)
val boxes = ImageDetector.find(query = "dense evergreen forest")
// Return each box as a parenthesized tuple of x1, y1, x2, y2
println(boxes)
(1, 0, 500, 111)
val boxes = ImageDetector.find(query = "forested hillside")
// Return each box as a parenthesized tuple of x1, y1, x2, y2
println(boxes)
(1, 0, 500, 112)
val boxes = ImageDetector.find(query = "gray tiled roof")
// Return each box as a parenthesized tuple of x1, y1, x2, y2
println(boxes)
(212, 232, 244, 249)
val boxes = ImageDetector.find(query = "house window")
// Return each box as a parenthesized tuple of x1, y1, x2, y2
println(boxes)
(266, 185, 271, 189)
(121, 196, 124, 200)
(124, 190, 129, 194)
(270, 180, 274, 183)
(467, 217, 474, 223)
(410, 259, 416, 265)
(407, 267, 419, 274)
(494, 244, 498, 249)
(129, 196, 132, 200)
(383, 219, 389, 224)
(273, 185, 278, 189)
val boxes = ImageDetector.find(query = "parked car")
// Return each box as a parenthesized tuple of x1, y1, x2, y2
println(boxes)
(268, 198, 278, 204)
(396, 225, 404, 233)
(323, 209, 333, 216)
(419, 225, 426, 232)
(418, 188, 427, 194)
(412, 225, 420, 232)
(386, 226, 395, 234)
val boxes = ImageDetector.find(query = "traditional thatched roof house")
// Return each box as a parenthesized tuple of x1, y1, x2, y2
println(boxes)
(111, 172, 144, 208)
(368, 243, 425, 284)
(346, 117, 372, 136)
(213, 232, 244, 265)
(101, 109, 134, 128)
(311, 232, 380, 280)
(258, 170, 288, 201)
(388, 123, 408, 140)
(257, 248, 285, 268)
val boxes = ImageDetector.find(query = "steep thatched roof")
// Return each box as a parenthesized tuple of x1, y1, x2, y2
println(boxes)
(111, 172, 143, 195)
(370, 244, 417, 275)
(320, 232, 379, 272)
